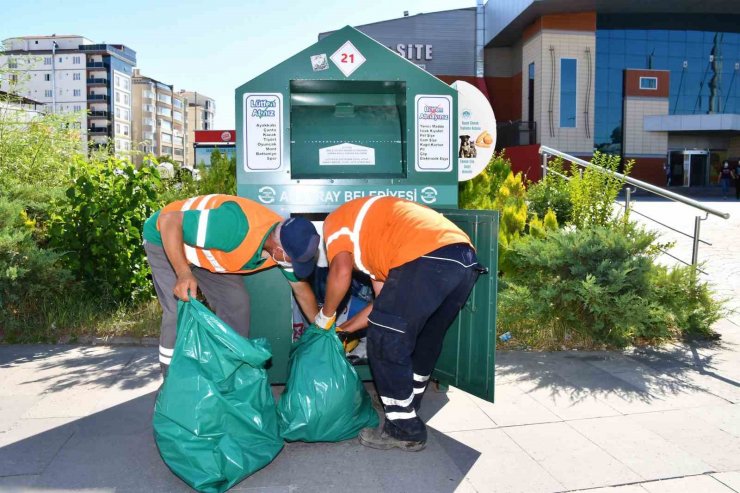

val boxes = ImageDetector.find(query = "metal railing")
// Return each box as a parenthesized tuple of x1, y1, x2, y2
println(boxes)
(539, 145, 730, 269)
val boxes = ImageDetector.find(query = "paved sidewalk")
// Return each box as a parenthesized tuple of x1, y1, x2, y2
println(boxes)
(1, 199, 739, 493)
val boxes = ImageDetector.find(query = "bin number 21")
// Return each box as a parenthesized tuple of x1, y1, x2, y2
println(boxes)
(340, 53, 355, 63)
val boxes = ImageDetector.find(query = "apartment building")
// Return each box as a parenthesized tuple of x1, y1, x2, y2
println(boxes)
(131, 69, 186, 167)
(0, 35, 136, 153)
(179, 90, 215, 165)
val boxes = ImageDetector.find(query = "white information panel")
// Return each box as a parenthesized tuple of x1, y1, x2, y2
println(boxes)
(415, 95, 453, 172)
(243, 93, 282, 172)
(451, 80, 497, 182)
(319, 143, 375, 166)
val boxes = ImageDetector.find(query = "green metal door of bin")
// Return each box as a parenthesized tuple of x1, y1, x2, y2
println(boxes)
(246, 209, 498, 396)
(433, 209, 498, 403)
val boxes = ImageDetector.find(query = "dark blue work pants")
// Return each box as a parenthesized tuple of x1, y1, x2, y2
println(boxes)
(367, 243, 483, 442)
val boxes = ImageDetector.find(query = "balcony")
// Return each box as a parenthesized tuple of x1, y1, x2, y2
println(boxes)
(86, 61, 109, 69)
(89, 110, 109, 118)
(88, 94, 108, 101)
(88, 126, 110, 135)
(86, 78, 108, 85)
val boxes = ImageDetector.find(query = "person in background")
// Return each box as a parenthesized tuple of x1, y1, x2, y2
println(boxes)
(143, 194, 320, 376)
(719, 161, 735, 199)
(315, 196, 486, 452)
(663, 161, 672, 187)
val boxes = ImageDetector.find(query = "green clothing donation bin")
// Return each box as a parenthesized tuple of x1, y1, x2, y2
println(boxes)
(235, 26, 497, 403)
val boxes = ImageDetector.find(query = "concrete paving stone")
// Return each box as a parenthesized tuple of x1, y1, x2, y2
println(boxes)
(580, 486, 648, 493)
(23, 387, 114, 419)
(685, 404, 740, 438)
(0, 418, 77, 476)
(503, 422, 642, 490)
(466, 383, 561, 427)
(448, 428, 565, 493)
(569, 416, 714, 480)
(711, 471, 740, 492)
(640, 475, 736, 493)
(240, 429, 469, 493)
(423, 387, 497, 432)
(514, 374, 623, 421)
(629, 410, 740, 471)
(0, 474, 39, 490)
(0, 395, 42, 432)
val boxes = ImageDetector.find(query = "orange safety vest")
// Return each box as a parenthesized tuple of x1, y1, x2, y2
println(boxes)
(158, 194, 282, 274)
(323, 196, 472, 281)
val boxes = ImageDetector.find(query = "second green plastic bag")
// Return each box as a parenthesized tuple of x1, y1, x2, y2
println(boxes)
(278, 324, 378, 442)
(153, 299, 283, 493)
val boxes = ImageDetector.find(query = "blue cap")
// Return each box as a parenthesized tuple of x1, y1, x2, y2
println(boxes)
(279, 217, 320, 279)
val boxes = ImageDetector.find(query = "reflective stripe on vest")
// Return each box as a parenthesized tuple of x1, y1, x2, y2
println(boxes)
(180, 194, 225, 272)
(325, 196, 384, 279)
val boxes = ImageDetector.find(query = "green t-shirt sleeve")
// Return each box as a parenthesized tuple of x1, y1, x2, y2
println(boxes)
(278, 266, 299, 283)
(181, 201, 248, 252)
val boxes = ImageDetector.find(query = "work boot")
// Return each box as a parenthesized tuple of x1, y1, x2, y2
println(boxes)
(358, 427, 426, 452)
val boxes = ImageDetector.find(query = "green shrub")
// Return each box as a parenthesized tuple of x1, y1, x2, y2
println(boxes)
(459, 151, 511, 210)
(569, 152, 633, 229)
(498, 223, 720, 348)
(0, 196, 76, 336)
(197, 150, 236, 196)
(527, 157, 572, 226)
(50, 157, 162, 303)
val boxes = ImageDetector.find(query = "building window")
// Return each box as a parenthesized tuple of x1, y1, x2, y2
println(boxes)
(10, 74, 17, 83)
(73, 89, 81, 97)
(639, 77, 658, 90)
(123, 125, 129, 136)
(115, 107, 121, 118)
(115, 92, 121, 103)
(560, 58, 577, 128)
(74, 105, 81, 111)
(73, 56, 81, 64)
(73, 72, 81, 80)
(44, 73, 51, 81)
(116, 123, 121, 134)
(44, 89, 52, 97)
(58, 57, 62, 63)
(123, 94, 129, 105)
(44, 57, 51, 65)
(528, 62, 535, 122)
(115, 75, 121, 88)
(123, 79, 130, 91)
(123, 109, 130, 120)
(8, 58, 17, 68)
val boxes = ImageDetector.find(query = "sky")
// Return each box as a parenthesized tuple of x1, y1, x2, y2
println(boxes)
(1, 0, 476, 129)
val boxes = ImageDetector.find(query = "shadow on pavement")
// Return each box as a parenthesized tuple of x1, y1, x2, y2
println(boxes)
(495, 333, 739, 407)
(0, 345, 160, 394)
(0, 384, 478, 493)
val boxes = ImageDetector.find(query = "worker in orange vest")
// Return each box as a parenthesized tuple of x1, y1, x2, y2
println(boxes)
(316, 196, 486, 451)
(143, 194, 320, 375)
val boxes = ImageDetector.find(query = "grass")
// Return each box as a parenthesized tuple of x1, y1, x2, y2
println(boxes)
(1, 295, 161, 343)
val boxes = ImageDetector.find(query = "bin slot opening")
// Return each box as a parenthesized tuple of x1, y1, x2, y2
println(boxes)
(290, 80, 407, 179)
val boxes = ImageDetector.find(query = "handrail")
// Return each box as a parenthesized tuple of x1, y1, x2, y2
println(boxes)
(539, 145, 730, 220)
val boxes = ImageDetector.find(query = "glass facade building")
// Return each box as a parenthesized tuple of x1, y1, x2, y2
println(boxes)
(595, 15, 740, 155)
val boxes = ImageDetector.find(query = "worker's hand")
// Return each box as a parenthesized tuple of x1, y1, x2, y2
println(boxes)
(336, 327, 360, 353)
(314, 308, 336, 330)
(174, 271, 197, 301)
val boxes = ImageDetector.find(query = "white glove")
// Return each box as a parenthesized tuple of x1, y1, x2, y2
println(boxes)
(314, 308, 336, 330)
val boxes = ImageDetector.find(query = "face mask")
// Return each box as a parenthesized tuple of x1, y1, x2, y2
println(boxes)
(270, 248, 292, 268)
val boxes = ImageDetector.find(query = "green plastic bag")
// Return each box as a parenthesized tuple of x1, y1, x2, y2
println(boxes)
(277, 324, 379, 442)
(153, 299, 283, 493)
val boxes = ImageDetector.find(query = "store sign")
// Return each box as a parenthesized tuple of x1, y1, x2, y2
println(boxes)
(451, 80, 496, 182)
(243, 93, 283, 172)
(391, 44, 433, 61)
(415, 95, 453, 172)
